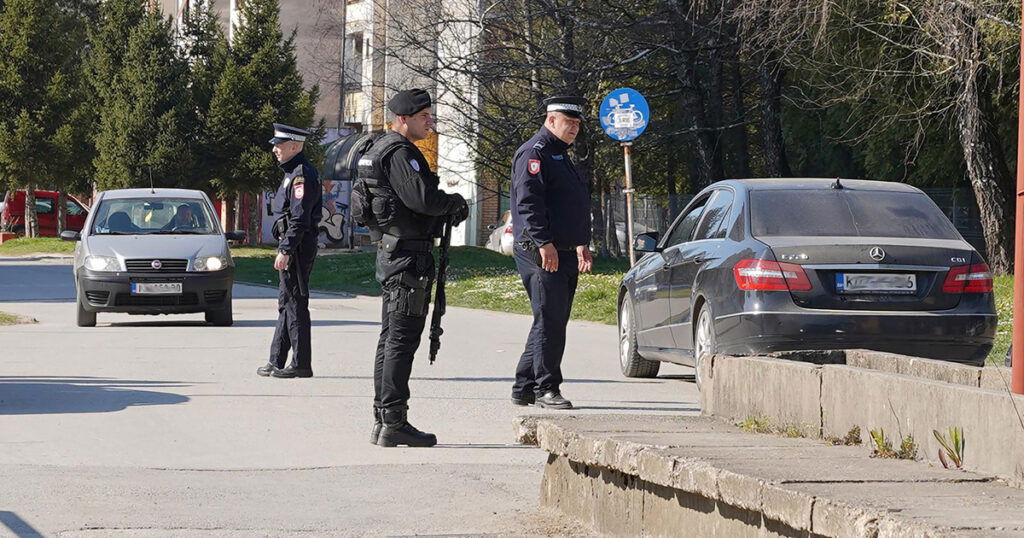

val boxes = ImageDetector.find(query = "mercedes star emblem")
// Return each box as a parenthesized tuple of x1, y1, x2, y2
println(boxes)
(869, 247, 885, 262)
(151, 259, 163, 270)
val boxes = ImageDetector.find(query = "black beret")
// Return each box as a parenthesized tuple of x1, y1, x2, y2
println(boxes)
(387, 89, 432, 116)
(544, 95, 587, 119)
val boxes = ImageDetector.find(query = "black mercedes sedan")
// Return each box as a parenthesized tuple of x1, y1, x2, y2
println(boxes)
(618, 178, 997, 382)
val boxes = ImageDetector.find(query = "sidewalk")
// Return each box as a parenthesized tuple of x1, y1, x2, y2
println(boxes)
(521, 414, 1024, 537)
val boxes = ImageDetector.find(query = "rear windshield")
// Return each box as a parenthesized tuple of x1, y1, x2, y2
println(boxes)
(750, 190, 960, 239)
(91, 198, 218, 235)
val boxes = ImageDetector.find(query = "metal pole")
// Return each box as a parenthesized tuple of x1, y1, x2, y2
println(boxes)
(1012, 0, 1024, 394)
(623, 142, 636, 267)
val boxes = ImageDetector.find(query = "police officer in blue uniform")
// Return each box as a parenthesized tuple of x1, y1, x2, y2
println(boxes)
(509, 96, 594, 410)
(257, 123, 323, 379)
(355, 89, 468, 447)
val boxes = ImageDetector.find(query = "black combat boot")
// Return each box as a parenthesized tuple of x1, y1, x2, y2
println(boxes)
(536, 391, 573, 410)
(370, 407, 384, 445)
(378, 408, 437, 448)
(256, 363, 278, 377)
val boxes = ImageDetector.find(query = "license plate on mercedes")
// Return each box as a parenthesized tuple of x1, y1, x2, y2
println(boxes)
(836, 273, 916, 294)
(131, 282, 182, 295)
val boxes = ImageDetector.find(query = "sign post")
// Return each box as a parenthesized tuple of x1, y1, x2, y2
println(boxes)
(600, 88, 649, 267)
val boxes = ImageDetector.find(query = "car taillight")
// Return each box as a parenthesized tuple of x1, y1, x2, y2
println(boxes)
(734, 259, 812, 291)
(942, 263, 993, 293)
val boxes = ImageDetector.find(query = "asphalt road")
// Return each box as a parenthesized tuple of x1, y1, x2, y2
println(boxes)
(0, 257, 700, 537)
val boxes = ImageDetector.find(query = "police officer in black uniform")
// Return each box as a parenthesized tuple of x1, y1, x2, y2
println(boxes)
(509, 96, 594, 410)
(357, 89, 468, 447)
(257, 123, 323, 379)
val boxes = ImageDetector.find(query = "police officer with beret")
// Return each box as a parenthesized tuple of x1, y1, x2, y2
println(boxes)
(355, 89, 468, 447)
(257, 123, 323, 379)
(509, 96, 594, 410)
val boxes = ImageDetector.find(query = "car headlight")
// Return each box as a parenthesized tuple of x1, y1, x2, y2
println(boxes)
(85, 255, 120, 272)
(193, 256, 227, 271)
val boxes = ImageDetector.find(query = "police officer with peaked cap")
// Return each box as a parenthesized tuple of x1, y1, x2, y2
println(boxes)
(508, 95, 594, 410)
(257, 123, 323, 379)
(358, 89, 469, 447)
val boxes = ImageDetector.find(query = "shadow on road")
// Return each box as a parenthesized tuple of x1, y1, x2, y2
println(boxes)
(0, 511, 43, 538)
(0, 376, 189, 415)
(316, 376, 661, 384)
(233, 320, 380, 328)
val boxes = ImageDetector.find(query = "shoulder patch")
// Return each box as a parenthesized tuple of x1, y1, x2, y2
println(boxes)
(293, 176, 305, 186)
(528, 159, 541, 175)
(294, 184, 305, 200)
(410, 159, 421, 172)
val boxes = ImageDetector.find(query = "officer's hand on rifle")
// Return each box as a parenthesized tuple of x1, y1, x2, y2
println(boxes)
(539, 243, 558, 272)
(451, 195, 469, 225)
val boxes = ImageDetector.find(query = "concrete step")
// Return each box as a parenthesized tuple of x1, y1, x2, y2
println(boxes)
(518, 414, 1024, 537)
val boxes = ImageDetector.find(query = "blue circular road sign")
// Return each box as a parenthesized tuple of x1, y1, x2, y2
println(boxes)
(600, 88, 650, 142)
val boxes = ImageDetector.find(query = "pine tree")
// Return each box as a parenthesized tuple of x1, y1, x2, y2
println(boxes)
(181, 0, 229, 192)
(206, 0, 320, 243)
(92, 6, 193, 190)
(0, 0, 93, 237)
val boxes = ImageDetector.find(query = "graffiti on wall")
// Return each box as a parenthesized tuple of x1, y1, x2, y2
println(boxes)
(318, 179, 351, 246)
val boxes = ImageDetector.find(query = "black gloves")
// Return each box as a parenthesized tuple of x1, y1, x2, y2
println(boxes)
(451, 194, 469, 225)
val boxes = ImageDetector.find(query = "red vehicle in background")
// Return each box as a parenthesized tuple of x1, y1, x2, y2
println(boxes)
(1, 190, 89, 236)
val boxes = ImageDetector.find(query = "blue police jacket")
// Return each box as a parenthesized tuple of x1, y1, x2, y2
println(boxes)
(272, 151, 323, 254)
(510, 126, 592, 248)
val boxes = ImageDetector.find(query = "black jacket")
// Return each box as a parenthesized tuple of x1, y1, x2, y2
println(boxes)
(510, 126, 592, 248)
(272, 152, 322, 254)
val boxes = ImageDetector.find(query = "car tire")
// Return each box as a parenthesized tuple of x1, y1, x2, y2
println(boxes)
(76, 294, 96, 327)
(619, 293, 660, 378)
(693, 305, 717, 390)
(205, 299, 233, 326)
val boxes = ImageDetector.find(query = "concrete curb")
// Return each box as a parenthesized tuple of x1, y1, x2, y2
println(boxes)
(702, 354, 1024, 487)
(522, 415, 1024, 537)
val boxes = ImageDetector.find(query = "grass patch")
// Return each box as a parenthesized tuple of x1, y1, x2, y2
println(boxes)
(0, 237, 75, 256)
(0, 311, 34, 325)
(233, 246, 629, 324)
(988, 274, 1012, 366)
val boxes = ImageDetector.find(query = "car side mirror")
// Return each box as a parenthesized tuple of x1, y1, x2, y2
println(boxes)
(634, 232, 660, 253)
(60, 230, 80, 242)
(225, 230, 246, 241)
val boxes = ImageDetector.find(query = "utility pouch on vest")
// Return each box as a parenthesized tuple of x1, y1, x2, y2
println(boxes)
(272, 215, 288, 241)
(380, 233, 400, 253)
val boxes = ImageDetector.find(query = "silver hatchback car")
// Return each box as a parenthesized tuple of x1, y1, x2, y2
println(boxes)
(61, 189, 245, 327)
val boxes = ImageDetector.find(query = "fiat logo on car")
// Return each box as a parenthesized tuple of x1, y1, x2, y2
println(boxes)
(869, 247, 886, 262)
(151, 259, 162, 270)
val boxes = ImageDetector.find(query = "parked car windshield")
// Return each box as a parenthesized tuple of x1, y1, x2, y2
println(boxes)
(750, 190, 960, 239)
(91, 198, 218, 235)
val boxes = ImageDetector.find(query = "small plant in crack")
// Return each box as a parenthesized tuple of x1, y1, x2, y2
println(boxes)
(827, 426, 862, 446)
(870, 428, 917, 460)
(933, 427, 965, 470)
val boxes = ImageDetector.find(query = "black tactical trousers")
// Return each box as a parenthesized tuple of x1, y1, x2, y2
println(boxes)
(269, 246, 317, 369)
(373, 248, 435, 410)
(512, 244, 579, 397)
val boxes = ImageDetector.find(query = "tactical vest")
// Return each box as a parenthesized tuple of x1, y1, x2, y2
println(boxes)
(353, 131, 439, 241)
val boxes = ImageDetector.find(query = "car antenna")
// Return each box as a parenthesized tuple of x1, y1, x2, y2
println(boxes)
(831, 177, 844, 190)
(149, 168, 155, 194)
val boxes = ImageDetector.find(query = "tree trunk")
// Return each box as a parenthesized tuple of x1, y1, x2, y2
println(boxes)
(950, 13, 1014, 273)
(729, 51, 752, 178)
(247, 192, 261, 247)
(57, 191, 67, 235)
(758, 50, 791, 178)
(24, 186, 38, 238)
(592, 189, 607, 257)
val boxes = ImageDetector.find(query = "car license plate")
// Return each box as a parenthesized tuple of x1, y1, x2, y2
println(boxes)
(131, 282, 182, 295)
(836, 273, 916, 294)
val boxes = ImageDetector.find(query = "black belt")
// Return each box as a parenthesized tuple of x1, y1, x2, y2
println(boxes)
(380, 233, 434, 253)
(517, 241, 578, 252)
